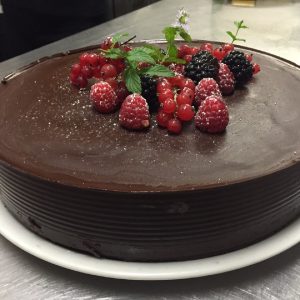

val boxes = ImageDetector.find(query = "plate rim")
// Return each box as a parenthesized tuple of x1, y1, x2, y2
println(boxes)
(0, 200, 299, 281)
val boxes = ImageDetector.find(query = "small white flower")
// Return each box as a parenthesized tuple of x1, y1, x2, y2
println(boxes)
(173, 8, 190, 32)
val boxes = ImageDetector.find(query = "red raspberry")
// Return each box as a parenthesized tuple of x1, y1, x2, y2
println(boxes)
(189, 47, 200, 55)
(119, 94, 150, 130)
(195, 96, 229, 133)
(216, 63, 235, 95)
(167, 118, 182, 134)
(169, 63, 185, 75)
(177, 104, 195, 121)
(90, 81, 118, 113)
(252, 63, 261, 75)
(100, 64, 118, 79)
(156, 109, 173, 128)
(194, 78, 221, 107)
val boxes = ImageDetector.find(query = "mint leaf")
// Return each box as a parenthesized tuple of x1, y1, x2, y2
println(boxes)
(179, 28, 192, 42)
(163, 57, 186, 64)
(137, 45, 164, 61)
(167, 44, 178, 58)
(124, 67, 141, 94)
(226, 31, 236, 40)
(127, 48, 156, 65)
(112, 32, 129, 45)
(141, 65, 174, 77)
(163, 27, 177, 43)
(104, 48, 125, 59)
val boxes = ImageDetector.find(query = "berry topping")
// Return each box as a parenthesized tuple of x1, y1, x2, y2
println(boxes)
(216, 63, 235, 95)
(70, 73, 88, 89)
(119, 94, 150, 130)
(177, 87, 194, 105)
(213, 47, 227, 61)
(158, 89, 174, 103)
(223, 43, 234, 53)
(194, 78, 222, 107)
(100, 63, 118, 79)
(195, 96, 229, 133)
(167, 118, 182, 134)
(156, 109, 173, 128)
(222, 51, 253, 85)
(184, 51, 219, 84)
(245, 53, 253, 62)
(90, 81, 118, 113)
(200, 43, 213, 53)
(141, 75, 159, 112)
(177, 104, 195, 121)
(162, 98, 177, 114)
(252, 63, 261, 75)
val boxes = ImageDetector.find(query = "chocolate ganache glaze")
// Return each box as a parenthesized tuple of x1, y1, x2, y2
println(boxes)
(0, 41, 300, 262)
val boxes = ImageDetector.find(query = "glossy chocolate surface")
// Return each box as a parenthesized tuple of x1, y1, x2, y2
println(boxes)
(0, 42, 299, 262)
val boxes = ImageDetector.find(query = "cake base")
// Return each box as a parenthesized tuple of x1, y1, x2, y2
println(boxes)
(1, 200, 299, 280)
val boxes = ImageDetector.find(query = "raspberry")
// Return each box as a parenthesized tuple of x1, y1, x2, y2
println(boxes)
(169, 63, 185, 75)
(195, 96, 229, 133)
(156, 109, 173, 128)
(252, 63, 261, 75)
(167, 118, 182, 134)
(178, 44, 192, 58)
(194, 78, 221, 107)
(177, 104, 195, 121)
(90, 81, 118, 113)
(222, 51, 253, 85)
(100, 64, 118, 79)
(216, 63, 235, 95)
(119, 94, 150, 130)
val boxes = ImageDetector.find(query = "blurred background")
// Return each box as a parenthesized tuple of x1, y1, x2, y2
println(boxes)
(0, 0, 160, 61)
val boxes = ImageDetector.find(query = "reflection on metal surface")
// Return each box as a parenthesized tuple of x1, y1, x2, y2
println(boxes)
(232, 0, 256, 6)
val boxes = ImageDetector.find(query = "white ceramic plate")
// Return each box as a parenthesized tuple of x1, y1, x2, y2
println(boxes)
(0, 200, 299, 281)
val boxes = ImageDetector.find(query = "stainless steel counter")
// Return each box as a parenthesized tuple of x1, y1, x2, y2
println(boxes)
(0, 0, 299, 298)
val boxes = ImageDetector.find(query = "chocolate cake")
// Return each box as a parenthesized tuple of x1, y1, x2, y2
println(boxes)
(0, 41, 299, 262)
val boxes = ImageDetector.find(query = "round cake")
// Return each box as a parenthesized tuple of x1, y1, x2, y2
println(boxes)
(0, 41, 299, 262)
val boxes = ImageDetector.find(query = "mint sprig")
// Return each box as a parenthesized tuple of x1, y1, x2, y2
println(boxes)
(226, 20, 248, 43)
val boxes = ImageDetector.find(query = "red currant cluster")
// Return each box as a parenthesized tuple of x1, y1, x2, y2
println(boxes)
(156, 75, 196, 134)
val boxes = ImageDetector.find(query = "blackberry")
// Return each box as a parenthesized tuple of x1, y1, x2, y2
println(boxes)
(222, 51, 253, 85)
(141, 75, 159, 112)
(184, 51, 219, 84)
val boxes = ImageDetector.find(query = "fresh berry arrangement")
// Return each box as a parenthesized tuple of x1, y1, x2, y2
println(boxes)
(69, 12, 260, 135)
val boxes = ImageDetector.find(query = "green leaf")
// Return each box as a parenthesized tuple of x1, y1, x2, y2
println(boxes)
(240, 25, 248, 29)
(111, 32, 129, 44)
(179, 28, 192, 42)
(127, 48, 156, 64)
(104, 48, 125, 59)
(167, 44, 178, 58)
(226, 31, 236, 40)
(141, 65, 174, 77)
(137, 45, 164, 61)
(124, 67, 142, 94)
(163, 27, 178, 43)
(235, 38, 246, 42)
(163, 57, 186, 64)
